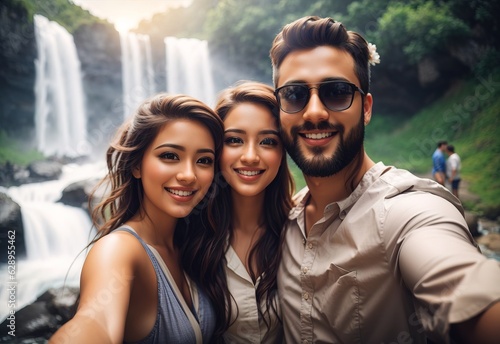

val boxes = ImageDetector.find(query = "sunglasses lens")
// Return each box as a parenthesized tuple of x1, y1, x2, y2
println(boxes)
(320, 82, 354, 111)
(278, 85, 309, 113)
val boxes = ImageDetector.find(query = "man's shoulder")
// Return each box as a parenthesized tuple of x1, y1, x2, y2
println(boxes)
(369, 166, 462, 211)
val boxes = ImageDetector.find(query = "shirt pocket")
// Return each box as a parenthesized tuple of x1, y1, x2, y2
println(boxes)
(315, 263, 361, 343)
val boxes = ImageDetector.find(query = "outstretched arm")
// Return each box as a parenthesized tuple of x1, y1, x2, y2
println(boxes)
(49, 234, 136, 344)
(395, 194, 500, 343)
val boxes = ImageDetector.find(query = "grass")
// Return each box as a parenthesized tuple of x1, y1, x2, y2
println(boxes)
(0, 131, 44, 166)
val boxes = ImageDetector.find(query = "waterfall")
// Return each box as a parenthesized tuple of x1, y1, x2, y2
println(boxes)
(33, 15, 87, 158)
(0, 163, 104, 322)
(120, 32, 155, 119)
(165, 37, 216, 106)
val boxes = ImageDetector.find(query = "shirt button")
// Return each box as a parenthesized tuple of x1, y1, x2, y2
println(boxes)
(302, 266, 308, 274)
(302, 238, 306, 245)
(303, 292, 310, 300)
(308, 242, 313, 249)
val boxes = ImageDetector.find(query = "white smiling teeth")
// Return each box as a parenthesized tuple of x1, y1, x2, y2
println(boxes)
(237, 170, 261, 176)
(167, 189, 194, 196)
(305, 132, 333, 139)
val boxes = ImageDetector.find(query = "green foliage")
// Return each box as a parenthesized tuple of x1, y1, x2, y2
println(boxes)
(473, 48, 500, 77)
(287, 157, 306, 191)
(0, 131, 44, 166)
(204, 0, 282, 81)
(377, 1, 470, 64)
(12, 0, 102, 32)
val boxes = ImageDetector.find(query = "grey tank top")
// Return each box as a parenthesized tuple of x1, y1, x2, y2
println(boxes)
(117, 226, 215, 344)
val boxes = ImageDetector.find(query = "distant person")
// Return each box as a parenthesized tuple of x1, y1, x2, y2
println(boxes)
(270, 15, 500, 343)
(432, 140, 447, 185)
(212, 81, 294, 343)
(50, 94, 225, 343)
(446, 144, 462, 198)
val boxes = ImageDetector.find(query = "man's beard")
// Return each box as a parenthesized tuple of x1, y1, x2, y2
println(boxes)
(281, 115, 365, 178)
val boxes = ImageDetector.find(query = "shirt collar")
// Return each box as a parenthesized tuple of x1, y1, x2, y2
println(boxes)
(289, 162, 390, 220)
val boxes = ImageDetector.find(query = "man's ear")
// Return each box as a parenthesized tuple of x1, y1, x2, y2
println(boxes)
(363, 93, 373, 126)
(132, 165, 141, 179)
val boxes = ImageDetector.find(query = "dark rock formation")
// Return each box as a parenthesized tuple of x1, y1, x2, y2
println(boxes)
(0, 162, 30, 187)
(58, 177, 100, 210)
(0, 287, 79, 342)
(0, 192, 26, 263)
(73, 21, 123, 154)
(27, 160, 63, 181)
(0, 2, 37, 138)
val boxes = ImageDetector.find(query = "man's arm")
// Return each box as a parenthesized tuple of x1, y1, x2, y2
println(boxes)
(395, 194, 500, 343)
(451, 301, 500, 343)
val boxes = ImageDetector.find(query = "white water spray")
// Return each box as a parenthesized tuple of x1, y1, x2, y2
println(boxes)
(165, 37, 216, 106)
(0, 163, 104, 322)
(120, 32, 155, 119)
(33, 15, 87, 157)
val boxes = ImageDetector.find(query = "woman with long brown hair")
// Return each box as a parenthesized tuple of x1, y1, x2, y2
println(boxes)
(50, 93, 225, 343)
(211, 81, 294, 343)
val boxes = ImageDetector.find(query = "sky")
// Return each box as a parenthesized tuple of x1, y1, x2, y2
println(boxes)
(72, 0, 192, 32)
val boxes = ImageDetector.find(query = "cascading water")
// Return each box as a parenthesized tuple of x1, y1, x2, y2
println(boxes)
(0, 163, 103, 322)
(165, 37, 216, 106)
(33, 15, 87, 158)
(120, 32, 155, 118)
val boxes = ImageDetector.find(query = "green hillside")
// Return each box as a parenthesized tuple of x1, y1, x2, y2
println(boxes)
(364, 71, 500, 218)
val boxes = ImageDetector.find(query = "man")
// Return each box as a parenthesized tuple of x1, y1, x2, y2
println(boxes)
(271, 16, 500, 343)
(432, 140, 448, 185)
(446, 144, 462, 198)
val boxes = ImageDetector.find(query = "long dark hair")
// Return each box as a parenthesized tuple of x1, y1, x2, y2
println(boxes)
(88, 93, 229, 340)
(212, 81, 295, 330)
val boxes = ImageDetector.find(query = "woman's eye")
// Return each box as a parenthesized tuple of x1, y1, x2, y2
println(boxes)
(159, 152, 179, 160)
(224, 137, 243, 145)
(261, 137, 279, 146)
(197, 156, 214, 165)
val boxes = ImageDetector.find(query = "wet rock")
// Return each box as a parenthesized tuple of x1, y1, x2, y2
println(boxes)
(0, 192, 26, 262)
(0, 162, 29, 187)
(27, 160, 63, 181)
(477, 233, 500, 251)
(58, 178, 100, 210)
(0, 287, 79, 342)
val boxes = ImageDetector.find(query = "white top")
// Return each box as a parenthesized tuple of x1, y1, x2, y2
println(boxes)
(446, 153, 461, 180)
(223, 245, 283, 344)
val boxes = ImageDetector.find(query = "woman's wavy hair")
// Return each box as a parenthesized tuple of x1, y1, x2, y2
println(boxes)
(88, 93, 229, 340)
(270, 16, 371, 94)
(211, 81, 295, 330)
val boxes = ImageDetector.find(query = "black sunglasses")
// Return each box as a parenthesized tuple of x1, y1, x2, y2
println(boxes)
(274, 80, 365, 114)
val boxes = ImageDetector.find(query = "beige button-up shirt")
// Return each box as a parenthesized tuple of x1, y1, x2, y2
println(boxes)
(278, 162, 500, 343)
(224, 246, 283, 344)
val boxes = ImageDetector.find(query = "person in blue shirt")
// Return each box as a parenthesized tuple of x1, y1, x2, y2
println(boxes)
(432, 140, 447, 185)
